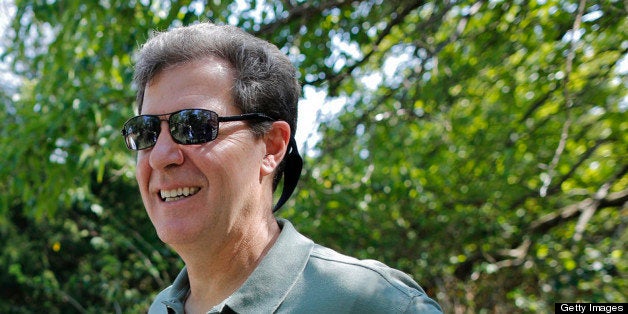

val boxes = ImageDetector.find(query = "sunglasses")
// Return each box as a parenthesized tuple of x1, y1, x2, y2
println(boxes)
(121, 108, 275, 150)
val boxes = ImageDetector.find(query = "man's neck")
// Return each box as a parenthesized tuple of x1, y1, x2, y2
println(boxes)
(179, 213, 281, 313)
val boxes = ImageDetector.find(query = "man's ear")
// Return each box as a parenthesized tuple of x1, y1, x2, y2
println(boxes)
(260, 121, 291, 177)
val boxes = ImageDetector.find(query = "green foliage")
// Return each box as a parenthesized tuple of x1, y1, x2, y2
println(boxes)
(1, 0, 626, 312)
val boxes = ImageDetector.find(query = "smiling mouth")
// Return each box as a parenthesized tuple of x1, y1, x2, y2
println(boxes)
(159, 187, 200, 202)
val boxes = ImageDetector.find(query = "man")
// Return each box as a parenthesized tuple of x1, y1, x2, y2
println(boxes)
(121, 22, 442, 313)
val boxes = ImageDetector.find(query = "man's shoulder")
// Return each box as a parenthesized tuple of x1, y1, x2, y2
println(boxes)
(308, 244, 424, 296)
(287, 243, 442, 313)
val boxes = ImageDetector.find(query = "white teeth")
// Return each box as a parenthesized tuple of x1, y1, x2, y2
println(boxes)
(160, 187, 200, 202)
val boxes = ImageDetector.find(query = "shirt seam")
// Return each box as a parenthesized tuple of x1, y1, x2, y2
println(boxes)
(309, 249, 424, 300)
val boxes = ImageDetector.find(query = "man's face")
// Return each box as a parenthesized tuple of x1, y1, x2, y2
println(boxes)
(135, 57, 267, 247)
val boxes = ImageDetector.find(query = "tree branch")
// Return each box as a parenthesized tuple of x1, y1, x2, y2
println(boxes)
(309, 1, 428, 92)
(255, 0, 349, 36)
(540, 0, 587, 197)
(530, 165, 628, 234)
(455, 170, 628, 280)
(56, 289, 87, 313)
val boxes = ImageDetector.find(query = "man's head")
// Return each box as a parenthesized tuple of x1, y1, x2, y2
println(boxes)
(126, 23, 302, 245)
(131, 23, 301, 204)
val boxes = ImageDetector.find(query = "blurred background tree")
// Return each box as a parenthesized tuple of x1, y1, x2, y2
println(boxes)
(1, 0, 626, 312)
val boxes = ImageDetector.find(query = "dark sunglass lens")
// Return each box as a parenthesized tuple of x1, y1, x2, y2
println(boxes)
(124, 116, 160, 150)
(170, 109, 219, 145)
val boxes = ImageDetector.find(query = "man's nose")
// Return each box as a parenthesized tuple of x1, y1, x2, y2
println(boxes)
(149, 121, 184, 169)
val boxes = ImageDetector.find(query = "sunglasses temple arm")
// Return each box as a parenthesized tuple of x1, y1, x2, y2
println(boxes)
(218, 113, 276, 122)
(273, 136, 303, 212)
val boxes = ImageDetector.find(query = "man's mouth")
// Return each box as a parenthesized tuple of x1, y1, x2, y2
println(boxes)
(159, 187, 200, 202)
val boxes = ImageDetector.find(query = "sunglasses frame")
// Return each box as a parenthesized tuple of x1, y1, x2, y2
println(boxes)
(121, 108, 275, 150)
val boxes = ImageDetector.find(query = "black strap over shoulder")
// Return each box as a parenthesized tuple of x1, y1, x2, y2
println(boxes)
(273, 136, 303, 212)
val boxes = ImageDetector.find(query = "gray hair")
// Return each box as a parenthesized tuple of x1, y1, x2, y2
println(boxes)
(133, 22, 300, 138)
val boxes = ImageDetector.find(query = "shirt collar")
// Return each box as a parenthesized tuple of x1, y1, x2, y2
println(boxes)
(161, 218, 314, 313)
(161, 268, 189, 313)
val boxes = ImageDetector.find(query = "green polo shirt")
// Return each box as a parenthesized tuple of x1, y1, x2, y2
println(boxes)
(148, 219, 442, 313)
